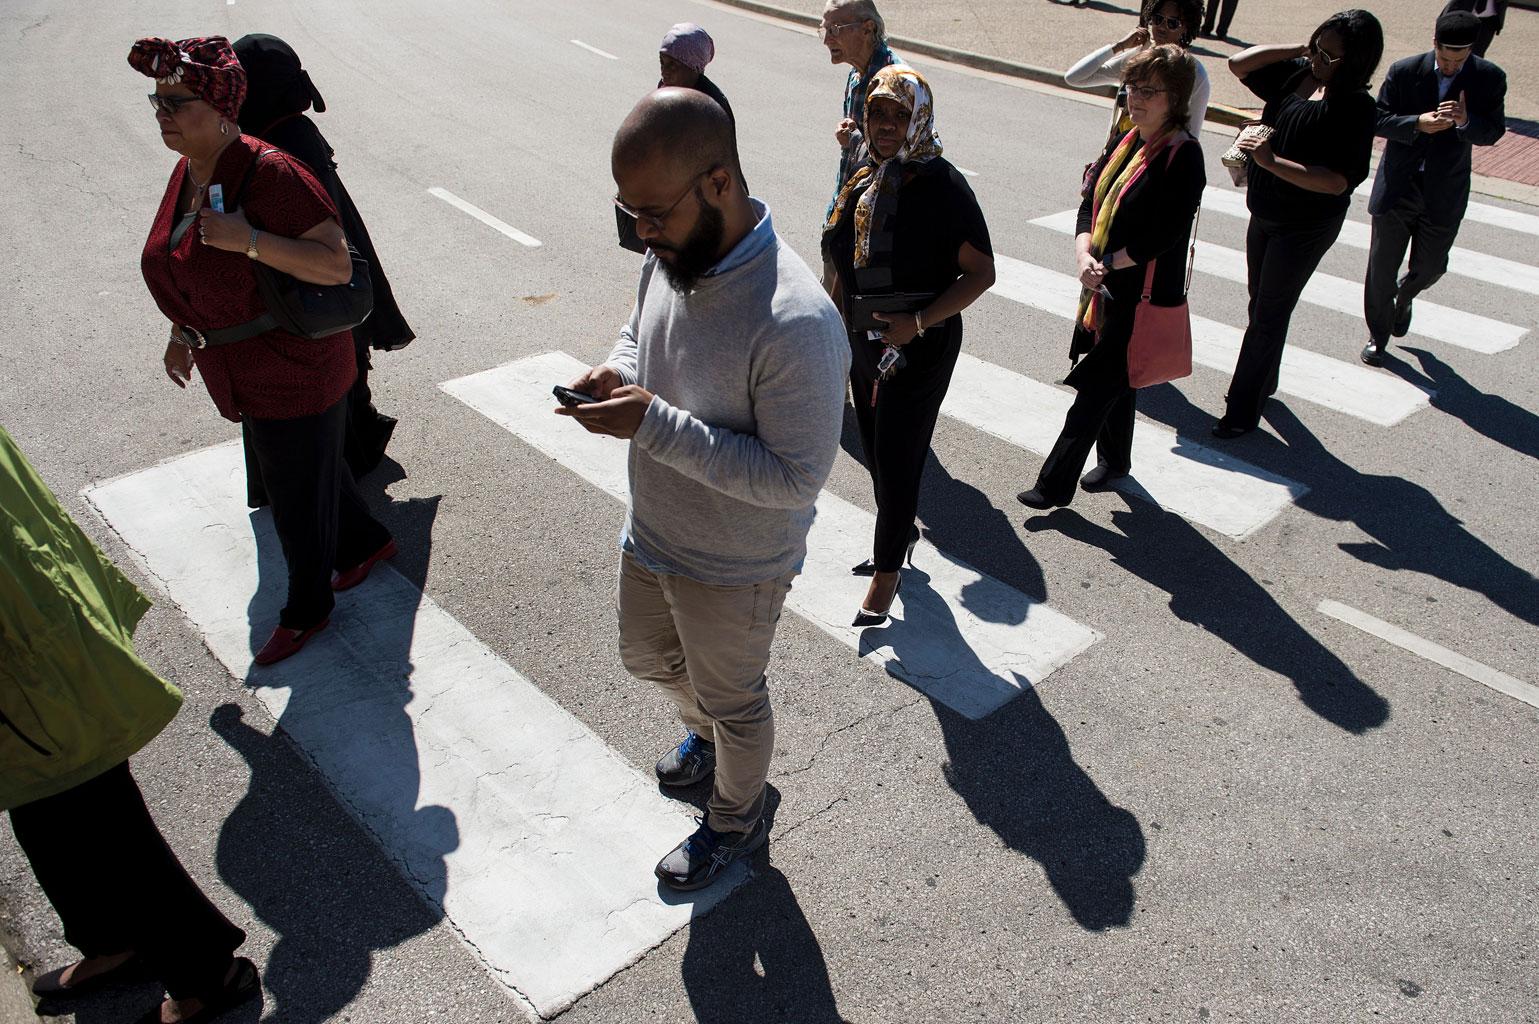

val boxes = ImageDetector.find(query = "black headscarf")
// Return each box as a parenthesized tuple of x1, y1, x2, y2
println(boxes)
(232, 33, 326, 136)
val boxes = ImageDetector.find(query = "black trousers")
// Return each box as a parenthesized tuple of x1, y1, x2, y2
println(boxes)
(1364, 174, 1460, 345)
(1223, 213, 1344, 429)
(1036, 313, 1136, 505)
(849, 321, 963, 572)
(1473, 22, 1497, 58)
(8, 762, 245, 1000)
(245, 396, 392, 630)
(1201, 0, 1239, 35)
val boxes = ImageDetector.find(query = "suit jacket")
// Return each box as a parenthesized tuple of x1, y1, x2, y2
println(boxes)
(1369, 51, 1506, 223)
(1442, 0, 1506, 35)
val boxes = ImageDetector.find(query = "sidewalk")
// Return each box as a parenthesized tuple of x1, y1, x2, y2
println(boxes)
(730, 0, 1539, 187)
(0, 944, 32, 1024)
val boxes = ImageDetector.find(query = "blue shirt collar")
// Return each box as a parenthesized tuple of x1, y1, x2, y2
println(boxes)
(705, 198, 775, 277)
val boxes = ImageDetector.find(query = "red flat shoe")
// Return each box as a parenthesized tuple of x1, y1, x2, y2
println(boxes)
(254, 618, 329, 666)
(332, 539, 398, 592)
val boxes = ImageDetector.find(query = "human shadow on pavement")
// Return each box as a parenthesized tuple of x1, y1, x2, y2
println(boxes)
(1390, 347, 1539, 462)
(1027, 502, 1391, 733)
(217, 494, 457, 1023)
(932, 686, 1146, 931)
(680, 864, 847, 1024)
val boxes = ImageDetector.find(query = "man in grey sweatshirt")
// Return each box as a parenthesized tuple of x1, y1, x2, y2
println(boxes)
(558, 90, 850, 891)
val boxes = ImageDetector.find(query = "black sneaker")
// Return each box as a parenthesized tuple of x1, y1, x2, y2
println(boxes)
(655, 817, 768, 891)
(655, 731, 715, 787)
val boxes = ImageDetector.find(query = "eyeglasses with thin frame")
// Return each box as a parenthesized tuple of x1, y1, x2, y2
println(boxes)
(1125, 84, 1170, 101)
(148, 94, 203, 116)
(1146, 13, 1183, 30)
(613, 168, 716, 233)
(819, 20, 863, 38)
(1309, 41, 1344, 65)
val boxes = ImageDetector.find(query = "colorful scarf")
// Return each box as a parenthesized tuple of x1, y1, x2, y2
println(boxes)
(128, 36, 247, 123)
(1076, 128, 1171, 331)
(822, 65, 944, 270)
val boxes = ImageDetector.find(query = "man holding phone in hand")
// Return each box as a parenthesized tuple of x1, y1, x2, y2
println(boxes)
(557, 89, 848, 891)
(1360, 9, 1506, 366)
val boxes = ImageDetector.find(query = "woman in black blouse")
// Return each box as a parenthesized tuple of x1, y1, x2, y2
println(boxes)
(1019, 46, 1206, 510)
(1212, 10, 1383, 438)
(822, 65, 996, 627)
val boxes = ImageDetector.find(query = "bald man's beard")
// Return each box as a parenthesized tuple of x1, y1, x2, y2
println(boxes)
(651, 189, 726, 293)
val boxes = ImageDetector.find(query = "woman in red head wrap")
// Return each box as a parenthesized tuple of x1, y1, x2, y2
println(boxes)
(129, 35, 397, 668)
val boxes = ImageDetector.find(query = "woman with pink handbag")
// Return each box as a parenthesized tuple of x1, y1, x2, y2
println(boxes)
(1019, 45, 1205, 511)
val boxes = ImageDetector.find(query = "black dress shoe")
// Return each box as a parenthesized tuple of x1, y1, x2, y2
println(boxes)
(853, 574, 902, 628)
(1016, 488, 1069, 510)
(1079, 462, 1130, 491)
(852, 525, 919, 576)
(1211, 422, 1253, 440)
(1391, 298, 1413, 338)
(1360, 340, 1386, 367)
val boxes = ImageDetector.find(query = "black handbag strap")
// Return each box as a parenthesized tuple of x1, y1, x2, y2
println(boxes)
(179, 148, 283, 348)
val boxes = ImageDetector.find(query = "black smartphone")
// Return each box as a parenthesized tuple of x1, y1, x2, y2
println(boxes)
(552, 385, 601, 408)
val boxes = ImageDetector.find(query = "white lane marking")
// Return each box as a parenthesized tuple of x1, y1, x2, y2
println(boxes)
(428, 187, 543, 248)
(441, 352, 1100, 720)
(1201, 187, 1539, 298)
(943, 354, 1306, 539)
(1463, 200, 1539, 237)
(84, 443, 738, 1019)
(1318, 599, 1539, 711)
(1031, 209, 1524, 353)
(570, 39, 619, 60)
(989, 253, 1432, 427)
(955, 167, 980, 177)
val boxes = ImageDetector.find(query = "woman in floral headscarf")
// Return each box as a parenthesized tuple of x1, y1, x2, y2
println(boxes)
(130, 35, 396, 668)
(822, 65, 995, 627)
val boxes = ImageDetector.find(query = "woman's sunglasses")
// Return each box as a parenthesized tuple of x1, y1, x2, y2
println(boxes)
(1147, 13, 1183, 30)
(1309, 41, 1344, 65)
(148, 94, 202, 116)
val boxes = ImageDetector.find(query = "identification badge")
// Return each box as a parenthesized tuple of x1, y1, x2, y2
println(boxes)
(209, 184, 225, 213)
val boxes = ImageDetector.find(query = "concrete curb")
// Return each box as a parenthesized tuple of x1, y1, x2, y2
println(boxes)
(709, 0, 1258, 128)
(0, 943, 36, 1024)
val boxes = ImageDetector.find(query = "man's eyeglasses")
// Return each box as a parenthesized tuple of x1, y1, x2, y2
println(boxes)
(820, 20, 863, 38)
(1126, 84, 1170, 101)
(614, 168, 716, 232)
(148, 94, 202, 115)
(1147, 13, 1182, 30)
(1309, 41, 1344, 65)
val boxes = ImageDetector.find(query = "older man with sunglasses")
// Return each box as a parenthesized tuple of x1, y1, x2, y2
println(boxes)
(559, 90, 848, 892)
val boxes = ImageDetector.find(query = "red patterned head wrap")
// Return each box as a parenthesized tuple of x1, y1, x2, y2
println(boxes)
(128, 36, 246, 123)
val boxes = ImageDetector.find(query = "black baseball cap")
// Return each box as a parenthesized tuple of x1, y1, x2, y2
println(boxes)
(1434, 11, 1480, 49)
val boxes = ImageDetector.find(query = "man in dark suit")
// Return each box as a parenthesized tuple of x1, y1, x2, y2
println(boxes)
(1360, 10, 1506, 366)
(1441, 0, 1506, 58)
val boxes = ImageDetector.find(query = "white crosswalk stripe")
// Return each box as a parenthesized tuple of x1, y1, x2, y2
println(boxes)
(1202, 186, 1539, 297)
(941, 354, 1308, 539)
(440, 351, 1101, 721)
(84, 443, 737, 1019)
(1030, 209, 1526, 353)
(988, 253, 1432, 427)
(1356, 178, 1539, 237)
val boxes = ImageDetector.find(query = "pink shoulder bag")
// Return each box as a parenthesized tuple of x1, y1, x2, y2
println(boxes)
(1125, 145, 1200, 390)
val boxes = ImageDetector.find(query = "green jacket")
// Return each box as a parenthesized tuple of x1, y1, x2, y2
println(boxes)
(1, 425, 182, 811)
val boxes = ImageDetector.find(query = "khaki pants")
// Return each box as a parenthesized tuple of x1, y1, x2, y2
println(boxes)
(617, 552, 794, 834)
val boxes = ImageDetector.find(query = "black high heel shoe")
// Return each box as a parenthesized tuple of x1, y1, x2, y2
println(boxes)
(852, 525, 920, 576)
(852, 574, 903, 628)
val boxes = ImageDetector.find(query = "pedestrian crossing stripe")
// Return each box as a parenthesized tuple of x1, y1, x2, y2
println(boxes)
(941, 354, 1307, 540)
(440, 351, 1101, 722)
(988, 254, 1433, 427)
(1200, 187, 1539, 298)
(1030, 210, 1525, 354)
(83, 444, 746, 1019)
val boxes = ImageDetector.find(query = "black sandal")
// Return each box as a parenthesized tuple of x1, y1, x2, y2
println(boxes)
(134, 957, 261, 1024)
(32, 953, 142, 997)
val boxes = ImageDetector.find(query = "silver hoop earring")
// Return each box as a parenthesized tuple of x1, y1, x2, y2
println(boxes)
(220, 121, 229, 136)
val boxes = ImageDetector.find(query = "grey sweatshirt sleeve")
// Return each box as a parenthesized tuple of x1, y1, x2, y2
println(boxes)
(603, 259, 653, 386)
(632, 313, 850, 510)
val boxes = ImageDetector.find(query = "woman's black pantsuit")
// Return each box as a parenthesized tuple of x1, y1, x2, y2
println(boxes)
(1035, 306, 1138, 503)
(849, 322, 964, 571)
(1222, 213, 1343, 428)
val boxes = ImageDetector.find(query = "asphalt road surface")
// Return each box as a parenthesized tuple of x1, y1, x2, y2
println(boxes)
(1, 1, 1537, 1022)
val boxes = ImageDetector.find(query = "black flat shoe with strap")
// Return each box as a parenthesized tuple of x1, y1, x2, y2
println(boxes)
(135, 957, 261, 1024)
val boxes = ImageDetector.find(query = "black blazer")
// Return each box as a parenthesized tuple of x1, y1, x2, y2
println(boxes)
(1369, 51, 1507, 224)
(1442, 0, 1506, 35)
